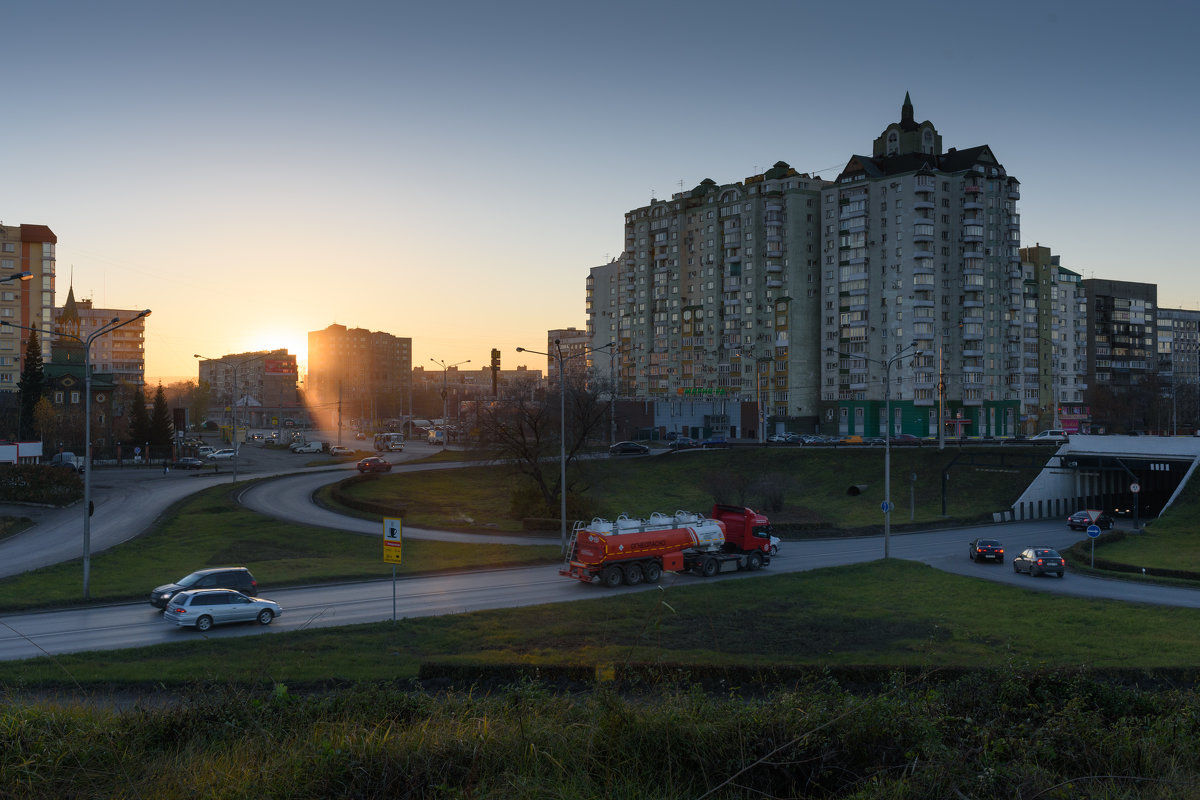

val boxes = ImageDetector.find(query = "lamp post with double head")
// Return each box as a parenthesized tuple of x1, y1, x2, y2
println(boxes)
(430, 358, 471, 441)
(5, 306, 151, 599)
(828, 341, 920, 559)
(516, 340, 613, 553)
(195, 352, 266, 483)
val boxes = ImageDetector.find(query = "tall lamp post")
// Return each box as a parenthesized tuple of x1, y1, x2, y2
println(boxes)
(828, 341, 920, 559)
(430, 357, 471, 439)
(517, 339, 613, 553)
(5, 306, 152, 599)
(195, 352, 266, 483)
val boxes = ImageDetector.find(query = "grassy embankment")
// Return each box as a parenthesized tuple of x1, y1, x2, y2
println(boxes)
(2, 446, 1199, 687)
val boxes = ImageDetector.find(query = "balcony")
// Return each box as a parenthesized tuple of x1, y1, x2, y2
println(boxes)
(767, 279, 783, 289)
(914, 247, 935, 260)
(766, 262, 783, 273)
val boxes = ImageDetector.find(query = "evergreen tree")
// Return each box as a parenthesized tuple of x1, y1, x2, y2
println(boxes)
(128, 386, 151, 457)
(16, 328, 45, 440)
(149, 383, 174, 459)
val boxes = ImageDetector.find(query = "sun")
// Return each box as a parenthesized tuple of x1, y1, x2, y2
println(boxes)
(236, 328, 308, 374)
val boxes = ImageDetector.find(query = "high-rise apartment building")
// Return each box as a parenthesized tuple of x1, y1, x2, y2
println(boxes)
(1082, 279, 1157, 394)
(1019, 245, 1087, 432)
(544, 327, 592, 386)
(0, 223, 56, 390)
(307, 324, 412, 426)
(819, 94, 1023, 439)
(1157, 307, 1200, 432)
(616, 161, 824, 435)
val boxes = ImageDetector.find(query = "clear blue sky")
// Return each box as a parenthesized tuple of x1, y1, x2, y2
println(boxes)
(5, 0, 1197, 381)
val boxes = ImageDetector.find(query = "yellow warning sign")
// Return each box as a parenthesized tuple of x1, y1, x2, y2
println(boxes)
(383, 517, 402, 564)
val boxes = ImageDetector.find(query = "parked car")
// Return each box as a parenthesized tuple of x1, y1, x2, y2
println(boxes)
(1031, 429, 1068, 443)
(968, 538, 1005, 562)
(149, 567, 258, 609)
(163, 589, 282, 631)
(1012, 547, 1066, 578)
(329, 445, 353, 456)
(1067, 510, 1114, 531)
(357, 456, 392, 473)
(171, 457, 205, 470)
(700, 436, 729, 449)
(609, 441, 650, 456)
(889, 434, 922, 445)
(293, 442, 324, 454)
(207, 449, 237, 461)
(668, 436, 699, 450)
(196, 446, 215, 457)
(766, 433, 789, 443)
(48, 452, 84, 472)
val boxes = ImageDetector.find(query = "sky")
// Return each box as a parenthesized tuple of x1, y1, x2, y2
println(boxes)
(5, 0, 1198, 384)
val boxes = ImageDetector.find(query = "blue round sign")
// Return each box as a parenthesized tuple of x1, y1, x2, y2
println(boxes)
(1087, 524, 1101, 538)
(881, 501, 892, 512)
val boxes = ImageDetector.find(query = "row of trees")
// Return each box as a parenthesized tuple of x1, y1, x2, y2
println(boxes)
(10, 328, 177, 461)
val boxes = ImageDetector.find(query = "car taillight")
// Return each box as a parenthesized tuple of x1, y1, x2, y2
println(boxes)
(1037, 559, 1044, 565)
(997, 549, 1003, 554)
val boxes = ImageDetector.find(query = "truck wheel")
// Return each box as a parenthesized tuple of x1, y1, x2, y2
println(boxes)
(601, 566, 623, 588)
(623, 563, 644, 586)
(701, 557, 719, 578)
(643, 561, 662, 583)
(746, 552, 763, 571)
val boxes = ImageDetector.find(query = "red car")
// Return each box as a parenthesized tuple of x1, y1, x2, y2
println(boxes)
(356, 456, 392, 473)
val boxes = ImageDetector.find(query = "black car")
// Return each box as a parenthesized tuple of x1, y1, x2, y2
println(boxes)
(171, 457, 205, 470)
(609, 441, 650, 456)
(1012, 547, 1066, 578)
(149, 567, 258, 609)
(669, 437, 699, 450)
(1067, 510, 1114, 531)
(357, 456, 392, 473)
(968, 538, 1005, 562)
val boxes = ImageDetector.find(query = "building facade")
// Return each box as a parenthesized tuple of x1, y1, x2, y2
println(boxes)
(615, 161, 824, 439)
(1, 223, 56, 390)
(307, 324, 412, 428)
(1156, 307, 1199, 433)
(54, 297, 149, 389)
(1082, 279, 1157, 393)
(819, 94, 1023, 439)
(197, 349, 300, 429)
(1019, 245, 1088, 433)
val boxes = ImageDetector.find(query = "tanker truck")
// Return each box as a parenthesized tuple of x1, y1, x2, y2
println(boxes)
(561, 504, 773, 587)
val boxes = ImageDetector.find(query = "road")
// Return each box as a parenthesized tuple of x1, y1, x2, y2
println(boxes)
(3, 437, 1200, 662)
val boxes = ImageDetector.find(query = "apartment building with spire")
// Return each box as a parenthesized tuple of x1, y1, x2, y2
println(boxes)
(819, 94, 1024, 439)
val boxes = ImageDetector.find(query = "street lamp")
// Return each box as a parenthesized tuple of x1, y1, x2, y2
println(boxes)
(0, 271, 33, 284)
(195, 352, 267, 483)
(430, 357, 471, 439)
(517, 339, 613, 552)
(828, 341, 920, 559)
(4, 308, 152, 599)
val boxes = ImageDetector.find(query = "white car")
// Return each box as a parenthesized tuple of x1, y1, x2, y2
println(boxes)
(207, 449, 237, 461)
(769, 536, 781, 557)
(329, 446, 353, 456)
(1031, 429, 1068, 443)
(163, 589, 282, 631)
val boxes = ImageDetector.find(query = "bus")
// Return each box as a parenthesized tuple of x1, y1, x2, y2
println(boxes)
(373, 433, 405, 452)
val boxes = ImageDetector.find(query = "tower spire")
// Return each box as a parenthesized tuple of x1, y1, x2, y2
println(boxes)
(902, 91, 914, 127)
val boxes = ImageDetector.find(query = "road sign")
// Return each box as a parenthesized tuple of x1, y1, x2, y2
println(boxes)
(881, 501, 892, 513)
(1131, 482, 1141, 494)
(1086, 509, 1103, 524)
(383, 517, 402, 564)
(1087, 524, 1101, 538)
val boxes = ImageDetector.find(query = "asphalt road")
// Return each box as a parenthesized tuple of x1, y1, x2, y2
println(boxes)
(3, 439, 1200, 663)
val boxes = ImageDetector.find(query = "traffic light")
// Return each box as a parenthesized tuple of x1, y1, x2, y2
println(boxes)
(490, 348, 500, 372)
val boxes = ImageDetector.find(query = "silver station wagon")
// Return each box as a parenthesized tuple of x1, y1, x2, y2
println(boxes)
(163, 589, 283, 631)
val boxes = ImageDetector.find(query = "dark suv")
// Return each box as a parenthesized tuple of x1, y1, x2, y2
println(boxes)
(149, 567, 258, 609)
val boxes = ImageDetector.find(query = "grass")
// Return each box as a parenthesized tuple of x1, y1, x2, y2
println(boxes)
(7, 559, 1200, 687)
(0, 483, 559, 611)
(331, 445, 1038, 531)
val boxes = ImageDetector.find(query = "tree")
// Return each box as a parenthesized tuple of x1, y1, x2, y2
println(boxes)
(128, 386, 150, 456)
(16, 328, 45, 440)
(33, 396, 58, 447)
(190, 380, 213, 431)
(476, 376, 611, 519)
(149, 383, 174, 460)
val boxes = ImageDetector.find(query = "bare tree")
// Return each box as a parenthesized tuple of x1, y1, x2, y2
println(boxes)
(477, 376, 610, 518)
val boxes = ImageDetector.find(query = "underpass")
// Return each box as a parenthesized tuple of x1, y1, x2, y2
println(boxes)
(1006, 435, 1200, 524)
